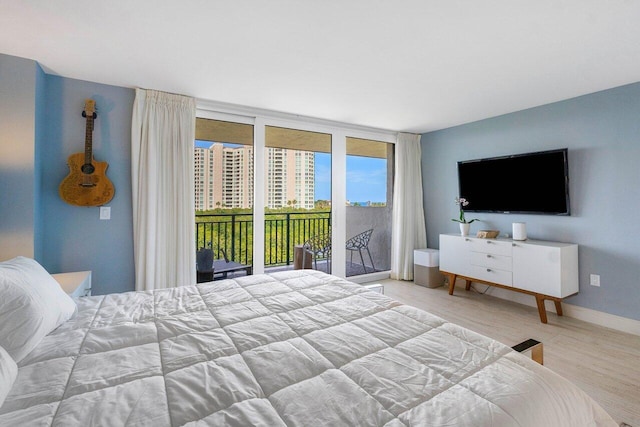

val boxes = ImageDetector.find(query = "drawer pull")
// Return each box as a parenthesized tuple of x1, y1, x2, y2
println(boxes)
(486, 254, 492, 258)
(486, 268, 492, 272)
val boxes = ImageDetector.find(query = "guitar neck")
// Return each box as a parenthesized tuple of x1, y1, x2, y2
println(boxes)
(84, 114, 94, 165)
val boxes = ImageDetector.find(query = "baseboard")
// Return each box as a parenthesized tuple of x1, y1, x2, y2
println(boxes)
(348, 270, 391, 284)
(458, 282, 640, 337)
(560, 303, 640, 337)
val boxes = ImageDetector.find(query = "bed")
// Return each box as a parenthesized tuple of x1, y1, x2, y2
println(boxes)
(0, 257, 618, 426)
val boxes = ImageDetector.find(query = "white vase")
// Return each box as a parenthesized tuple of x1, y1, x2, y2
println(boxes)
(459, 223, 470, 236)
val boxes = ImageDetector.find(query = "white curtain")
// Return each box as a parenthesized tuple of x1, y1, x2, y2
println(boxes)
(390, 132, 427, 280)
(131, 89, 196, 291)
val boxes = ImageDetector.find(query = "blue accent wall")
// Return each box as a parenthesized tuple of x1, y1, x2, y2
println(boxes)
(421, 82, 640, 321)
(0, 53, 37, 259)
(40, 75, 136, 295)
(1, 53, 135, 294)
(33, 63, 46, 261)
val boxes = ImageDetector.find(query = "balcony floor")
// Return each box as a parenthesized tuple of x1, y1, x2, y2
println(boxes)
(266, 261, 380, 277)
(214, 261, 381, 280)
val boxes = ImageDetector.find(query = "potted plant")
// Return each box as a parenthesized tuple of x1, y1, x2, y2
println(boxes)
(452, 197, 478, 236)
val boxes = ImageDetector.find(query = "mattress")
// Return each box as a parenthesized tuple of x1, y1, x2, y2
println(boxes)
(0, 270, 617, 426)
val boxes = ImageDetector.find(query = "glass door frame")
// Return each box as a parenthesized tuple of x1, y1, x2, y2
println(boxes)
(197, 102, 396, 279)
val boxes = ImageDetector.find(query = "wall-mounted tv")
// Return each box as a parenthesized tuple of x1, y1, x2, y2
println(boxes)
(457, 148, 570, 215)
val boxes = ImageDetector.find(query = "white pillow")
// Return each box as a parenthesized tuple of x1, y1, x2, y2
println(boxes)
(0, 257, 77, 362)
(0, 345, 18, 407)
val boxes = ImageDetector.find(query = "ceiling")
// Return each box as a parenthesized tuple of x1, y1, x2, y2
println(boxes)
(1, 1, 639, 134)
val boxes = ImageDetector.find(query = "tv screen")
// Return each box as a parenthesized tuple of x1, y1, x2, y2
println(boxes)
(457, 148, 570, 215)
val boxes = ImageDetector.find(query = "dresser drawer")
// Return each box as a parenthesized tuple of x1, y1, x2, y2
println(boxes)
(470, 239, 512, 256)
(471, 252, 512, 271)
(470, 265, 512, 286)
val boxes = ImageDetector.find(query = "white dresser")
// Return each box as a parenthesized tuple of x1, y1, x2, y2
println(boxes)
(439, 234, 578, 323)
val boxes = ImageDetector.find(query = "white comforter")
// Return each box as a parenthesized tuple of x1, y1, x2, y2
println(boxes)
(0, 270, 616, 426)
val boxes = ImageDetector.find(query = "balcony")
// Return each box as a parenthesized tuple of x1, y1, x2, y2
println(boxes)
(195, 208, 390, 277)
(196, 211, 330, 269)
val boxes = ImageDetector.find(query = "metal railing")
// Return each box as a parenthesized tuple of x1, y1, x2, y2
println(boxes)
(195, 211, 331, 267)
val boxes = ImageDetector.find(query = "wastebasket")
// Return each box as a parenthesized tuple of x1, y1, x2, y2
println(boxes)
(414, 248, 444, 288)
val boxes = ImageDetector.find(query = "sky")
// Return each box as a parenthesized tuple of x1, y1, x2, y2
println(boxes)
(315, 153, 387, 203)
(195, 141, 387, 203)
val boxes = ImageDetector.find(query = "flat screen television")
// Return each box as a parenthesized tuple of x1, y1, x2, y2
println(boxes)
(457, 148, 570, 215)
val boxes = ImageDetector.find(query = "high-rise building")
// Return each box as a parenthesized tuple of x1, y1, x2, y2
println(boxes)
(194, 143, 314, 210)
(292, 150, 315, 210)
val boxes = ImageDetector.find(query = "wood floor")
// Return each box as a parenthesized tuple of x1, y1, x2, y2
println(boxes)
(370, 278, 640, 427)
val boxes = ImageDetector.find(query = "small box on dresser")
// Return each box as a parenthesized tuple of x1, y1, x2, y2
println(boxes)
(51, 271, 92, 297)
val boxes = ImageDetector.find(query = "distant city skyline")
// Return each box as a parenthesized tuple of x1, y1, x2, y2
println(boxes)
(195, 140, 387, 204)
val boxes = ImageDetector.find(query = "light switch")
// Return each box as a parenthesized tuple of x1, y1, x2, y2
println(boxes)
(100, 206, 111, 220)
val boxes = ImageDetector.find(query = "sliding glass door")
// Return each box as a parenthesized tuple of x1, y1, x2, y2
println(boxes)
(344, 137, 394, 277)
(264, 126, 332, 273)
(194, 118, 254, 276)
(195, 106, 396, 279)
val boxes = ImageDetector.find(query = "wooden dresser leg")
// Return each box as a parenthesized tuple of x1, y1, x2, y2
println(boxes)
(554, 300, 564, 317)
(447, 274, 457, 295)
(535, 295, 548, 324)
(464, 280, 472, 291)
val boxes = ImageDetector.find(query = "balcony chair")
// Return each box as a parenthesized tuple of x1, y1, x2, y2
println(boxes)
(196, 247, 214, 283)
(302, 233, 332, 273)
(345, 228, 375, 274)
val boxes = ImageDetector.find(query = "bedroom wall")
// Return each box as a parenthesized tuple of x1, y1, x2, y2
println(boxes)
(1, 53, 136, 294)
(40, 75, 135, 295)
(0, 53, 38, 260)
(34, 64, 46, 261)
(421, 82, 640, 322)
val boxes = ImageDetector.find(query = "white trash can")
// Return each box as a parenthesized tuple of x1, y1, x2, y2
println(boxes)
(414, 249, 444, 288)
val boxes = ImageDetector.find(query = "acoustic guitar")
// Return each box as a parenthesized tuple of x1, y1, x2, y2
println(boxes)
(59, 99, 115, 206)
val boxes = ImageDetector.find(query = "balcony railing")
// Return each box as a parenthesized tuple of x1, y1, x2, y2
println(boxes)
(195, 211, 331, 267)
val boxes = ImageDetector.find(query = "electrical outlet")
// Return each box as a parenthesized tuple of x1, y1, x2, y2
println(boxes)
(590, 274, 600, 287)
(99, 206, 111, 220)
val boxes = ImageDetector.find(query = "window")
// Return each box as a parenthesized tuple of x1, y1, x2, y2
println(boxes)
(346, 138, 391, 207)
(195, 108, 396, 279)
(345, 137, 394, 277)
(194, 118, 254, 268)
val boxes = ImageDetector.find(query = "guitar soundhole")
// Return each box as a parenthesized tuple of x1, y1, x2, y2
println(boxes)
(81, 163, 95, 174)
